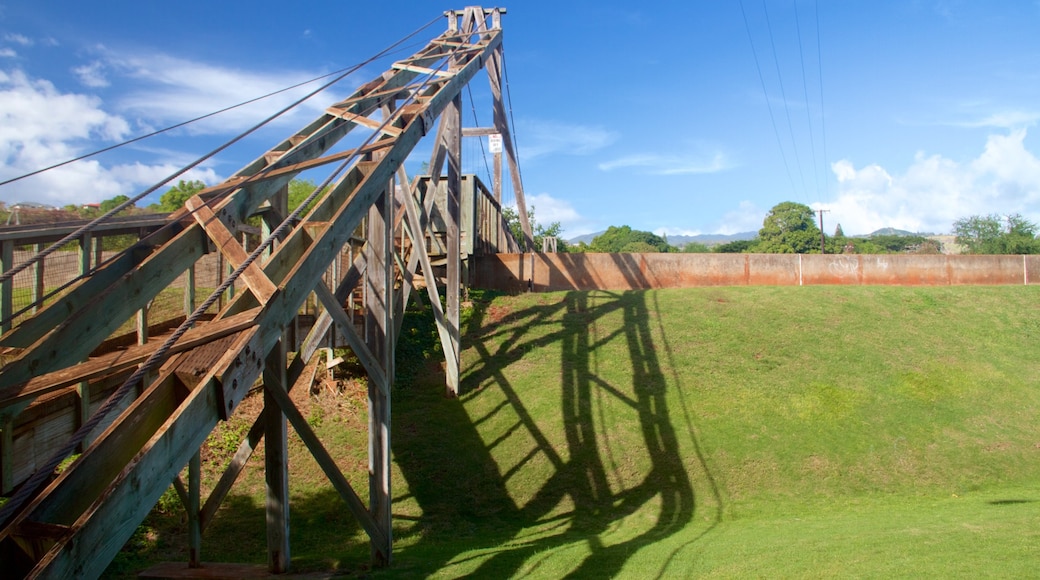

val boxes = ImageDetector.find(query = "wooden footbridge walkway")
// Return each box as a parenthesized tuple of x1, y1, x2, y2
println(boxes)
(0, 7, 531, 577)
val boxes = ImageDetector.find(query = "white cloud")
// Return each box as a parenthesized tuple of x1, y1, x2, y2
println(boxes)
(3, 33, 32, 46)
(99, 50, 349, 134)
(948, 110, 1040, 129)
(72, 61, 108, 87)
(0, 68, 219, 206)
(506, 192, 594, 237)
(715, 200, 766, 235)
(598, 151, 731, 175)
(515, 119, 616, 161)
(0, 48, 14, 58)
(824, 129, 1040, 235)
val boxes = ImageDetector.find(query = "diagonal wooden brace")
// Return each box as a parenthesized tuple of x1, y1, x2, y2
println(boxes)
(185, 196, 278, 303)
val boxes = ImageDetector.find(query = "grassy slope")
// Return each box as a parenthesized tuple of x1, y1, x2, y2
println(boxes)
(111, 286, 1040, 577)
(387, 286, 1040, 578)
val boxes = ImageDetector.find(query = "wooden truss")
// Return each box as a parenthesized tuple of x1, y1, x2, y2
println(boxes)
(0, 6, 528, 577)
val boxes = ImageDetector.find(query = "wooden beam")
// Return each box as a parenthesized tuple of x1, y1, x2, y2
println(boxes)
(444, 92, 462, 397)
(187, 451, 201, 568)
(261, 374, 387, 552)
(185, 196, 277, 302)
(263, 337, 290, 573)
(324, 108, 403, 137)
(0, 224, 209, 425)
(314, 282, 387, 394)
(0, 308, 260, 413)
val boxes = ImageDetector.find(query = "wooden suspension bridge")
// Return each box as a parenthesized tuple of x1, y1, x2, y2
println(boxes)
(0, 7, 532, 577)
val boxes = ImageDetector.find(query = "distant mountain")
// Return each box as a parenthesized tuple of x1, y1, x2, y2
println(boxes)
(866, 227, 919, 237)
(568, 230, 758, 247)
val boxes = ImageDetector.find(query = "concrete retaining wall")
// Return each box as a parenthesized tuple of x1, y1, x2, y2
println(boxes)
(472, 253, 1040, 292)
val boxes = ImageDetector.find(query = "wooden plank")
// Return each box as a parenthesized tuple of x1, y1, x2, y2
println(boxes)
(0, 308, 260, 412)
(324, 108, 403, 137)
(263, 338, 289, 573)
(185, 197, 277, 303)
(0, 373, 187, 580)
(25, 374, 223, 579)
(390, 63, 455, 78)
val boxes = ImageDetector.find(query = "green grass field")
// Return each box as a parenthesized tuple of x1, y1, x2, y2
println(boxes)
(110, 286, 1040, 577)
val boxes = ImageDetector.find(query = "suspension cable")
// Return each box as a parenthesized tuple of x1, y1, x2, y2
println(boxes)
(0, 33, 462, 530)
(0, 15, 440, 291)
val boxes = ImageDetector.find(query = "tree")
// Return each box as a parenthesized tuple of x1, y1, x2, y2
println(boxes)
(158, 179, 205, 212)
(834, 223, 845, 238)
(681, 241, 712, 253)
(502, 205, 567, 252)
(754, 201, 821, 253)
(714, 239, 756, 253)
(588, 225, 673, 253)
(953, 213, 1039, 254)
(99, 194, 132, 214)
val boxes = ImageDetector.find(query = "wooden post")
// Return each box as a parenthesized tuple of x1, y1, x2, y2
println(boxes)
(264, 336, 290, 573)
(184, 265, 196, 317)
(486, 44, 533, 250)
(80, 232, 92, 276)
(1, 418, 12, 494)
(364, 185, 393, 565)
(188, 450, 201, 568)
(32, 242, 44, 314)
(445, 93, 462, 397)
(2, 240, 13, 334)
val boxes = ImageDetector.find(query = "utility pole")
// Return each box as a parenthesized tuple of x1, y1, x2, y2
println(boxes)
(815, 209, 830, 254)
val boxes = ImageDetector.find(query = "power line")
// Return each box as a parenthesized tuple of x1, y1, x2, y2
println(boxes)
(502, 49, 525, 211)
(793, 0, 821, 203)
(0, 20, 460, 528)
(0, 15, 442, 288)
(814, 0, 833, 206)
(738, 0, 799, 199)
(0, 35, 429, 190)
(761, 0, 810, 202)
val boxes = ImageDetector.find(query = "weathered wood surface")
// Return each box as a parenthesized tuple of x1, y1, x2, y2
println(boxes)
(0, 8, 523, 577)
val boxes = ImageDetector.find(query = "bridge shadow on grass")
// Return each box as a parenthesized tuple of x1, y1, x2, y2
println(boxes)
(392, 284, 723, 577)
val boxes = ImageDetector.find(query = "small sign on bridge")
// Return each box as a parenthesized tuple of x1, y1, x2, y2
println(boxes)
(488, 133, 502, 153)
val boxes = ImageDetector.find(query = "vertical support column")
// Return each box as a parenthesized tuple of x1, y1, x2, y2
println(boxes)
(76, 381, 91, 451)
(187, 450, 201, 568)
(1, 417, 12, 494)
(32, 242, 44, 314)
(184, 265, 196, 317)
(364, 184, 393, 566)
(1, 240, 13, 334)
(93, 233, 103, 269)
(444, 93, 463, 397)
(486, 44, 533, 250)
(264, 336, 290, 573)
(217, 252, 225, 311)
(80, 232, 92, 276)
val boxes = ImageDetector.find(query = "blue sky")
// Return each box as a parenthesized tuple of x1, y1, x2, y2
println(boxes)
(1, 2, 1039, 237)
